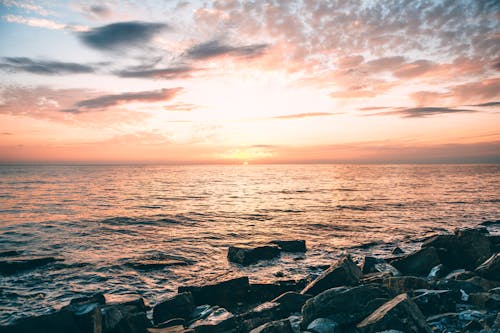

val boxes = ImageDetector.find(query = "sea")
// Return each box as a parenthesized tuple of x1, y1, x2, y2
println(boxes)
(0, 164, 499, 324)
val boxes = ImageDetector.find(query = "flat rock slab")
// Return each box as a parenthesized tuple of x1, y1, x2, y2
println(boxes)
(228, 245, 281, 265)
(269, 240, 306, 252)
(179, 276, 250, 308)
(0, 256, 62, 275)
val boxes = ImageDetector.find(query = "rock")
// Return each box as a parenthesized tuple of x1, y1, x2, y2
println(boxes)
(272, 291, 311, 314)
(433, 278, 484, 294)
(0, 256, 62, 275)
(249, 318, 294, 333)
(362, 256, 383, 274)
(382, 276, 430, 294)
(240, 302, 283, 332)
(444, 269, 475, 280)
(188, 306, 235, 333)
(301, 255, 362, 295)
(227, 245, 281, 265)
(178, 276, 249, 308)
(426, 264, 449, 280)
(269, 240, 306, 253)
(153, 292, 195, 325)
(155, 318, 185, 328)
(465, 276, 500, 291)
(475, 253, 500, 281)
(70, 293, 106, 306)
(126, 260, 189, 270)
(249, 280, 305, 304)
(469, 292, 500, 310)
(147, 326, 189, 333)
(306, 318, 337, 333)
(392, 247, 404, 255)
(389, 247, 440, 276)
(422, 228, 492, 270)
(356, 293, 432, 333)
(101, 295, 149, 333)
(411, 289, 459, 316)
(301, 284, 392, 327)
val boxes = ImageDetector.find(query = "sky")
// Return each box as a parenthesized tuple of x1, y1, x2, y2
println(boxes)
(0, 0, 499, 164)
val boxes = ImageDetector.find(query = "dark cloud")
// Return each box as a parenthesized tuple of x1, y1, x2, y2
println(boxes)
(372, 107, 477, 118)
(89, 5, 112, 19)
(471, 101, 500, 107)
(270, 112, 336, 120)
(0, 57, 94, 75)
(186, 40, 268, 60)
(393, 60, 435, 78)
(66, 88, 182, 112)
(79, 21, 168, 51)
(116, 66, 196, 79)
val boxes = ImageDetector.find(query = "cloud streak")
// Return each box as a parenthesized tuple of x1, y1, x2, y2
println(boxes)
(269, 112, 337, 120)
(115, 66, 196, 79)
(186, 40, 268, 60)
(369, 107, 477, 118)
(0, 57, 95, 75)
(3, 14, 87, 31)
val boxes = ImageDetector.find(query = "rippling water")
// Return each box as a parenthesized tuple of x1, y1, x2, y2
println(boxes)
(0, 164, 499, 324)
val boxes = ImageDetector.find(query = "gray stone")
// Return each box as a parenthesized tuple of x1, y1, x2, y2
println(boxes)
(153, 292, 195, 324)
(227, 245, 281, 265)
(306, 318, 337, 333)
(178, 276, 249, 308)
(475, 253, 500, 281)
(389, 247, 440, 276)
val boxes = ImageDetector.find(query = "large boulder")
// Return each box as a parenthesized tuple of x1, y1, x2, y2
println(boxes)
(249, 318, 294, 333)
(101, 295, 149, 333)
(475, 253, 500, 281)
(382, 276, 430, 294)
(356, 293, 432, 333)
(152, 292, 195, 325)
(301, 255, 362, 295)
(389, 247, 440, 276)
(227, 245, 280, 265)
(422, 228, 492, 270)
(269, 240, 306, 253)
(188, 306, 235, 333)
(411, 289, 459, 316)
(0, 256, 62, 275)
(248, 280, 305, 304)
(239, 302, 283, 332)
(301, 284, 392, 327)
(272, 291, 311, 314)
(178, 276, 249, 308)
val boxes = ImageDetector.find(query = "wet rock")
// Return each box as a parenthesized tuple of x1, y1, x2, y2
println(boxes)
(444, 269, 475, 280)
(227, 245, 280, 266)
(269, 240, 306, 253)
(392, 247, 404, 255)
(70, 293, 106, 306)
(153, 292, 195, 325)
(389, 246, 440, 276)
(475, 253, 500, 281)
(0, 256, 62, 275)
(272, 291, 311, 314)
(249, 280, 305, 304)
(469, 292, 500, 310)
(178, 276, 249, 308)
(126, 260, 189, 270)
(249, 318, 294, 333)
(433, 278, 484, 294)
(411, 289, 459, 316)
(422, 228, 492, 270)
(361, 256, 383, 274)
(306, 318, 337, 333)
(382, 276, 430, 294)
(188, 306, 235, 333)
(155, 318, 185, 328)
(356, 293, 432, 333)
(101, 295, 149, 333)
(427, 264, 449, 280)
(465, 276, 500, 291)
(240, 302, 283, 332)
(301, 255, 362, 295)
(302, 284, 391, 327)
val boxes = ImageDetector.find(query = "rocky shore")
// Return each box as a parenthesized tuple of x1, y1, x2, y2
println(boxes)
(1, 221, 499, 333)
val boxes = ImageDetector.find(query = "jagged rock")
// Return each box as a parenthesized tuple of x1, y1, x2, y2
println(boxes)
(155, 318, 185, 328)
(101, 294, 149, 333)
(249, 318, 294, 333)
(0, 256, 63, 275)
(469, 292, 500, 310)
(272, 291, 311, 314)
(362, 256, 383, 274)
(249, 280, 305, 303)
(178, 276, 249, 308)
(269, 240, 306, 252)
(433, 278, 484, 294)
(306, 318, 337, 333)
(302, 284, 391, 327)
(465, 276, 500, 291)
(444, 269, 475, 280)
(392, 247, 404, 255)
(475, 253, 500, 281)
(356, 293, 432, 333)
(188, 306, 235, 333)
(411, 289, 459, 316)
(240, 302, 283, 332)
(227, 245, 280, 265)
(382, 276, 430, 294)
(422, 228, 492, 270)
(301, 256, 362, 295)
(427, 264, 449, 280)
(153, 292, 195, 325)
(389, 247, 440, 276)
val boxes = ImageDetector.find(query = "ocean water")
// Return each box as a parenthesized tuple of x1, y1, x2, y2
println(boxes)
(0, 164, 499, 324)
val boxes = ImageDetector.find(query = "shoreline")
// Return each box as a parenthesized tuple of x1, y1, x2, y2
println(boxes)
(1, 220, 499, 333)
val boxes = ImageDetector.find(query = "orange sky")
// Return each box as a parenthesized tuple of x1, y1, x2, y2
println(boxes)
(0, 0, 499, 163)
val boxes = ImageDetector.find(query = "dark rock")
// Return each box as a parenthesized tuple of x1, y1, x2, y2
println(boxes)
(178, 276, 249, 308)
(433, 279, 484, 295)
(0, 256, 62, 275)
(147, 326, 188, 332)
(475, 253, 500, 281)
(411, 289, 459, 316)
(301, 255, 362, 295)
(469, 292, 500, 310)
(249, 280, 305, 304)
(361, 256, 383, 274)
(426, 264, 450, 280)
(227, 245, 280, 266)
(302, 284, 392, 327)
(153, 292, 195, 325)
(356, 293, 432, 333)
(249, 318, 294, 333)
(240, 302, 283, 332)
(188, 306, 235, 333)
(306, 318, 337, 333)
(422, 228, 492, 270)
(70, 293, 106, 306)
(389, 246, 440, 276)
(272, 291, 311, 314)
(126, 260, 189, 270)
(392, 247, 404, 255)
(101, 295, 149, 333)
(480, 219, 500, 227)
(464, 320, 483, 331)
(155, 318, 185, 328)
(382, 276, 430, 294)
(269, 240, 306, 253)
(444, 269, 475, 280)
(465, 276, 500, 291)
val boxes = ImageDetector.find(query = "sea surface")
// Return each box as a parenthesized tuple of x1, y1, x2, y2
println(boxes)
(0, 164, 499, 324)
